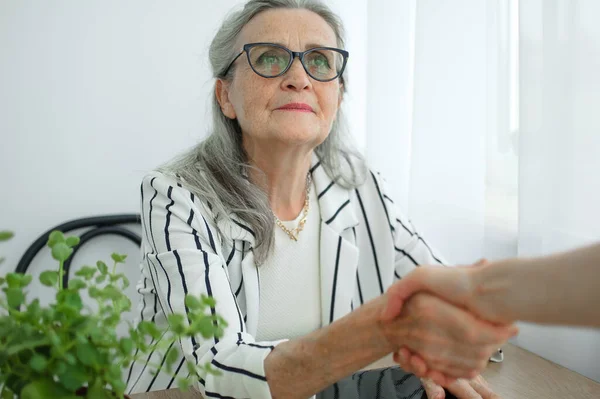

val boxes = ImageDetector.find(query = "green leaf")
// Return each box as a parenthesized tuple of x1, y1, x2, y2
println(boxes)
(57, 363, 88, 391)
(29, 353, 49, 372)
(1, 387, 15, 399)
(177, 377, 190, 392)
(138, 321, 162, 340)
(111, 253, 127, 263)
(55, 360, 67, 375)
(87, 379, 112, 399)
(21, 274, 33, 287)
(76, 341, 101, 367)
(96, 261, 108, 275)
(190, 317, 217, 339)
(39, 271, 59, 287)
(6, 336, 50, 355)
(119, 337, 134, 356)
(47, 230, 65, 247)
(109, 378, 126, 396)
(165, 346, 179, 372)
(74, 266, 96, 280)
(64, 352, 77, 365)
(65, 236, 80, 247)
(68, 278, 86, 290)
(184, 295, 202, 310)
(57, 290, 83, 311)
(51, 242, 73, 262)
(95, 274, 107, 284)
(88, 286, 102, 298)
(202, 295, 217, 308)
(102, 285, 121, 300)
(27, 298, 42, 318)
(6, 273, 22, 289)
(167, 314, 186, 334)
(186, 361, 198, 376)
(0, 231, 14, 241)
(115, 296, 132, 313)
(48, 331, 61, 347)
(5, 287, 25, 308)
(21, 378, 70, 399)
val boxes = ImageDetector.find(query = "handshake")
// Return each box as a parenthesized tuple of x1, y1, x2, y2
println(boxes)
(378, 259, 518, 388)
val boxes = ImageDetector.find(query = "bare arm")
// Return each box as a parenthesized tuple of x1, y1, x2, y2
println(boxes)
(473, 242, 600, 326)
(264, 296, 391, 399)
(265, 293, 516, 399)
(384, 243, 600, 328)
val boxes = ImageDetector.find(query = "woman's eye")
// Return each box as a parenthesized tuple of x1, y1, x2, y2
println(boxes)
(308, 53, 331, 69)
(258, 54, 282, 65)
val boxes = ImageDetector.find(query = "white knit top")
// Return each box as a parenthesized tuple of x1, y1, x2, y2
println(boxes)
(256, 181, 322, 341)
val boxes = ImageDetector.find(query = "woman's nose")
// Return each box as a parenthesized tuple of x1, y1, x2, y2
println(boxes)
(280, 57, 311, 91)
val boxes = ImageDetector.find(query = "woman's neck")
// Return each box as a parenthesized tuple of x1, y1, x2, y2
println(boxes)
(244, 139, 313, 221)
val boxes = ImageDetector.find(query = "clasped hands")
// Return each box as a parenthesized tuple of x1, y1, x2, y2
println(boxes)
(377, 261, 517, 398)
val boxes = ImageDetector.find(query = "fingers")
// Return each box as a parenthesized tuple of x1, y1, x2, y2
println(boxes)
(396, 347, 431, 378)
(468, 376, 500, 399)
(445, 379, 482, 399)
(427, 370, 456, 387)
(392, 295, 512, 378)
(381, 294, 405, 322)
(381, 270, 427, 321)
(421, 378, 446, 399)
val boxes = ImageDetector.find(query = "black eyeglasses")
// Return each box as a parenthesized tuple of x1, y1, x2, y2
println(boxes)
(222, 42, 349, 82)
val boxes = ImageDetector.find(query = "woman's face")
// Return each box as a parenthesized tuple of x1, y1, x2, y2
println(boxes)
(216, 8, 343, 150)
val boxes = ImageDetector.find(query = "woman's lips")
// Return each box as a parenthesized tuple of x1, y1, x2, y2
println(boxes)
(275, 103, 314, 112)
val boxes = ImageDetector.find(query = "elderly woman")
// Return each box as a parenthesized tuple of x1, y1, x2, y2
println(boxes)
(126, 1, 515, 398)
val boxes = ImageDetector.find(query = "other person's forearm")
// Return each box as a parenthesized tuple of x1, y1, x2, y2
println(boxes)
(473, 243, 600, 326)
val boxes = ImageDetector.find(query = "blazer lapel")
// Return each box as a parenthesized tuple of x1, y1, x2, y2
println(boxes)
(216, 214, 260, 334)
(310, 156, 361, 325)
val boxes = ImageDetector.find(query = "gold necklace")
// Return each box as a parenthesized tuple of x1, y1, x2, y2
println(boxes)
(273, 174, 311, 241)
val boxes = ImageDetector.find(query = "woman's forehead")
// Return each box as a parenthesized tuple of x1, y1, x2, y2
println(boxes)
(237, 8, 338, 49)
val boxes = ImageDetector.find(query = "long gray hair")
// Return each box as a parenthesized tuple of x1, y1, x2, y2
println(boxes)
(160, 0, 366, 263)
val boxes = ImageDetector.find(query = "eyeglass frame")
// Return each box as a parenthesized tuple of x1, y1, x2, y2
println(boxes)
(221, 42, 349, 83)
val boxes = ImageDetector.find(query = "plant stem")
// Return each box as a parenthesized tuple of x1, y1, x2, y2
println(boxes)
(58, 260, 64, 291)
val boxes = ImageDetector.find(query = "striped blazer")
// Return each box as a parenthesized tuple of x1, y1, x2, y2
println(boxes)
(126, 156, 444, 398)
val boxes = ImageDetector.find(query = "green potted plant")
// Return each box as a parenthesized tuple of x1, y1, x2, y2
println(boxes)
(0, 230, 226, 399)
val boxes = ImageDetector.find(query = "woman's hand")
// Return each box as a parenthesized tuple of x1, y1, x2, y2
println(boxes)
(381, 262, 518, 383)
(382, 261, 495, 324)
(421, 375, 501, 399)
(378, 293, 516, 381)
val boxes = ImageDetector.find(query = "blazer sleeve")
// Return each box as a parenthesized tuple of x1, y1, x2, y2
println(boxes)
(370, 171, 448, 280)
(139, 171, 285, 399)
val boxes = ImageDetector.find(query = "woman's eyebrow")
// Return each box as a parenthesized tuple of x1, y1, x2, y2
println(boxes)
(258, 41, 333, 50)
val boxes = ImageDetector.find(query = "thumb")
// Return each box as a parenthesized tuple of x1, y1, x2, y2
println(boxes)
(381, 271, 425, 321)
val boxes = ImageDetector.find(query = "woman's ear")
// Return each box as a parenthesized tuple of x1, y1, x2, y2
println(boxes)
(215, 79, 237, 119)
(338, 83, 344, 108)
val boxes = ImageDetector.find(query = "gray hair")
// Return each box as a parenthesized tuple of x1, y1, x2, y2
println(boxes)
(160, 0, 366, 264)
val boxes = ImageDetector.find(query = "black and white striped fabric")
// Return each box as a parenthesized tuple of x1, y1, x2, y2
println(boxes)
(126, 155, 445, 398)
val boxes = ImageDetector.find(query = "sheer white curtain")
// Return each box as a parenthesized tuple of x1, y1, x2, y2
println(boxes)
(366, 0, 518, 265)
(364, 0, 600, 381)
(513, 0, 600, 382)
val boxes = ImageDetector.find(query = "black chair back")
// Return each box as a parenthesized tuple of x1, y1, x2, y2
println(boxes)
(15, 214, 141, 287)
